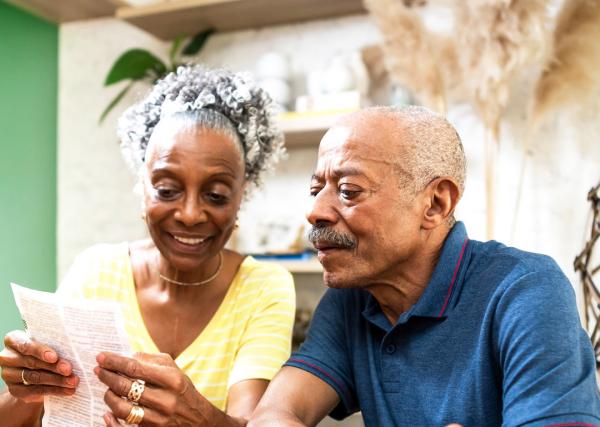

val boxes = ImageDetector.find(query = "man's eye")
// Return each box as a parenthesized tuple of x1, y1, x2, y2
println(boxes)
(156, 188, 179, 200)
(340, 189, 360, 200)
(309, 187, 321, 197)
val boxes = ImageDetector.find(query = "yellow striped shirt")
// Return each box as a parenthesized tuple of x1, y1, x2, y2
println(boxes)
(58, 242, 295, 410)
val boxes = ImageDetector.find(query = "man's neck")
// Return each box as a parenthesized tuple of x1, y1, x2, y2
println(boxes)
(365, 228, 449, 325)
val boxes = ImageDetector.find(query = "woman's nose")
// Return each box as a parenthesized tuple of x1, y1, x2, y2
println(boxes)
(174, 196, 208, 226)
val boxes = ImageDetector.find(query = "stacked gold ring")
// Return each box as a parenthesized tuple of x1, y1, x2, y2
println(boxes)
(127, 379, 145, 404)
(125, 405, 144, 424)
(21, 369, 31, 386)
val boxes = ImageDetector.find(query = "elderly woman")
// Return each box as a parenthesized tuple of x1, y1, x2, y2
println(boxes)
(0, 66, 295, 426)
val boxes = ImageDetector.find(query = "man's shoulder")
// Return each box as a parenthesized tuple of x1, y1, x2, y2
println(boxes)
(468, 239, 565, 287)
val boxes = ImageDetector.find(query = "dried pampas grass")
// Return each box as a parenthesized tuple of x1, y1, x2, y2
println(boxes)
(532, 0, 600, 125)
(364, 0, 453, 114)
(455, 0, 550, 238)
(512, 0, 600, 241)
(456, 0, 550, 138)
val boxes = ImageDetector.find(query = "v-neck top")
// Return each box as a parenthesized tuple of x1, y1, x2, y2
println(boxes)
(58, 242, 295, 410)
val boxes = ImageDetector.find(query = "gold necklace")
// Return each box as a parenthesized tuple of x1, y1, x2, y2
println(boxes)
(159, 252, 223, 286)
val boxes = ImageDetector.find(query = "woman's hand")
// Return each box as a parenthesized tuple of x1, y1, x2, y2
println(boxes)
(95, 352, 231, 427)
(0, 330, 79, 403)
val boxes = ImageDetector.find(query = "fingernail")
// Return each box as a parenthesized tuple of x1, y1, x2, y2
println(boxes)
(43, 350, 57, 363)
(66, 376, 78, 386)
(93, 366, 100, 375)
(96, 353, 105, 364)
(58, 361, 70, 375)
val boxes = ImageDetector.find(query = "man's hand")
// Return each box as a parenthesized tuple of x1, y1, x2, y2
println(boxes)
(249, 366, 340, 427)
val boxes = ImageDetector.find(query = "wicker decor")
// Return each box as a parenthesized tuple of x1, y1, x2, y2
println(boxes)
(574, 182, 600, 365)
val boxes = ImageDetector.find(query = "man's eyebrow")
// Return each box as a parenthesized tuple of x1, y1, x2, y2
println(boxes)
(333, 166, 364, 178)
(311, 167, 376, 183)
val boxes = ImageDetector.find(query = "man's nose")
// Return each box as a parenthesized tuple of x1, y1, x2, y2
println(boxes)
(306, 186, 338, 226)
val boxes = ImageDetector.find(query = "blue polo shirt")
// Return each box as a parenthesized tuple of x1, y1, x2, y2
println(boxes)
(286, 222, 600, 426)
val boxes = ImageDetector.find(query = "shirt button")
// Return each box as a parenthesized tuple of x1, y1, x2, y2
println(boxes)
(385, 344, 396, 354)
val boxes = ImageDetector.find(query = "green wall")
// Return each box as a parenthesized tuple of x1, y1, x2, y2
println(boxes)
(0, 2, 58, 359)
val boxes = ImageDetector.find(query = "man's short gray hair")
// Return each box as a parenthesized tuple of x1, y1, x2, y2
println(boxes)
(117, 65, 285, 190)
(369, 105, 466, 196)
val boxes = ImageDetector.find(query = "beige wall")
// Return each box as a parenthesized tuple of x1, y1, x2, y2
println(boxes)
(58, 14, 600, 313)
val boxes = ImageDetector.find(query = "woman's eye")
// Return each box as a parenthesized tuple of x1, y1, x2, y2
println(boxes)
(156, 188, 180, 201)
(207, 192, 229, 205)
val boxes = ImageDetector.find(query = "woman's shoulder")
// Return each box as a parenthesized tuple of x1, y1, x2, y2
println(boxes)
(57, 242, 132, 297)
(238, 256, 293, 279)
(234, 256, 295, 293)
(73, 241, 131, 268)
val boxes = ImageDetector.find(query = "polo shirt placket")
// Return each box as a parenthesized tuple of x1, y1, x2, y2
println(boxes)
(287, 222, 600, 426)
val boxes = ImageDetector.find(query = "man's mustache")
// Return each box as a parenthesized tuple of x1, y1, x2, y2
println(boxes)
(308, 226, 357, 250)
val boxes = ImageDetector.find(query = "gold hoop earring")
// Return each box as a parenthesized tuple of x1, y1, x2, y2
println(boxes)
(235, 219, 240, 229)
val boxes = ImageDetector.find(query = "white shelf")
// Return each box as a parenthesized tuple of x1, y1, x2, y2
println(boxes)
(117, 0, 367, 41)
(261, 258, 323, 274)
(278, 111, 355, 147)
(7, 0, 120, 22)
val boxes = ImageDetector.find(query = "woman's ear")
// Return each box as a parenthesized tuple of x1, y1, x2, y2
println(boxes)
(422, 177, 460, 230)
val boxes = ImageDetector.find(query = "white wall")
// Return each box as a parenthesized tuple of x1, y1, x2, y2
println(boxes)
(58, 14, 599, 315)
(58, 18, 168, 276)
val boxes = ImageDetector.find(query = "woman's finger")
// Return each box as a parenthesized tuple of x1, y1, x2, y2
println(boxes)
(2, 366, 78, 388)
(0, 347, 72, 376)
(95, 367, 178, 415)
(97, 352, 185, 393)
(103, 412, 123, 426)
(104, 389, 166, 426)
(8, 383, 77, 403)
(4, 330, 59, 364)
(133, 352, 176, 368)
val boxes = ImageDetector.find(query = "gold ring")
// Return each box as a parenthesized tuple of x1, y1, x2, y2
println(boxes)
(125, 404, 144, 424)
(127, 379, 145, 404)
(21, 369, 31, 386)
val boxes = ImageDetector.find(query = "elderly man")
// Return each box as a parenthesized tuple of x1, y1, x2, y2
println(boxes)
(250, 106, 600, 426)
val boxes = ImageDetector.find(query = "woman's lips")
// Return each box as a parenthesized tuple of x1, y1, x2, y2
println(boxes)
(167, 233, 212, 252)
(173, 235, 206, 245)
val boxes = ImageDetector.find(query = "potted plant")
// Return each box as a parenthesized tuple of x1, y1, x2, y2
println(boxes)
(100, 29, 214, 123)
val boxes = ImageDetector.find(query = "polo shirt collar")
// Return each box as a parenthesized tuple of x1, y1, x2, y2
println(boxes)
(362, 222, 470, 330)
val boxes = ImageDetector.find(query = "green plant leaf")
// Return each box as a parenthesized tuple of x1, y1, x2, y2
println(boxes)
(181, 29, 215, 56)
(104, 49, 167, 86)
(99, 81, 134, 124)
(169, 34, 186, 69)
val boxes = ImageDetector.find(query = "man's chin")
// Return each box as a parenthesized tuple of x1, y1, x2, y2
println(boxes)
(323, 269, 358, 289)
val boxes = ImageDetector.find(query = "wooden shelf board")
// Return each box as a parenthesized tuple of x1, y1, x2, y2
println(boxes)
(262, 258, 323, 274)
(278, 110, 355, 147)
(117, 0, 367, 40)
(7, 0, 117, 23)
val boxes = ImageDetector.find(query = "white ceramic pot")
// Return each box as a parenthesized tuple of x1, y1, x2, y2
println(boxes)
(256, 52, 290, 80)
(259, 77, 291, 109)
(322, 57, 355, 93)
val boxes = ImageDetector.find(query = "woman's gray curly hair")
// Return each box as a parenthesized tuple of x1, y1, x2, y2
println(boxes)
(117, 65, 285, 190)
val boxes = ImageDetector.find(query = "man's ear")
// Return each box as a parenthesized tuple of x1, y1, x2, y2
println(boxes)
(422, 177, 460, 230)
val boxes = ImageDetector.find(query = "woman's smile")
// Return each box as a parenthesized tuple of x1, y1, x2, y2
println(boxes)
(166, 232, 213, 254)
